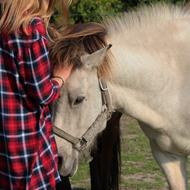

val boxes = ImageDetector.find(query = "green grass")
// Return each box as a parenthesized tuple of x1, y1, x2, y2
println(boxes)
(70, 116, 189, 190)
(70, 164, 90, 190)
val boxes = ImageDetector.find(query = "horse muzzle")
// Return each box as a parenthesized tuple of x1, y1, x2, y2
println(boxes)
(58, 150, 79, 177)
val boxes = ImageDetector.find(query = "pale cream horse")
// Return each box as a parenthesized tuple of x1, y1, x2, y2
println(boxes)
(51, 4, 190, 190)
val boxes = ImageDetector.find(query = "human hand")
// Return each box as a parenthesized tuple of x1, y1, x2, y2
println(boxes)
(52, 64, 73, 86)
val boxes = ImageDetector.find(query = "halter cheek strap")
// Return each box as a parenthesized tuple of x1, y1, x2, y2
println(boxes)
(53, 78, 113, 152)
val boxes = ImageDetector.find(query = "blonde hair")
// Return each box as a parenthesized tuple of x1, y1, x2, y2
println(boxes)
(0, 0, 72, 34)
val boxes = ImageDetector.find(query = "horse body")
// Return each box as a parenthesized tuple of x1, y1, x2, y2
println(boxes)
(106, 9, 190, 189)
(108, 19, 190, 154)
(107, 16, 190, 155)
(51, 4, 190, 190)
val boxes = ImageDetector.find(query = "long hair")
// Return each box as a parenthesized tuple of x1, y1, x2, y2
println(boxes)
(0, 0, 71, 34)
(90, 112, 122, 190)
(0, 0, 54, 34)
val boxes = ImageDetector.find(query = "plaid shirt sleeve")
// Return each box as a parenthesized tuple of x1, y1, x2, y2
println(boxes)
(0, 18, 61, 190)
(18, 20, 60, 105)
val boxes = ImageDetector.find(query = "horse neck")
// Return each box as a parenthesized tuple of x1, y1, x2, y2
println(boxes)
(103, 7, 190, 128)
(105, 34, 170, 126)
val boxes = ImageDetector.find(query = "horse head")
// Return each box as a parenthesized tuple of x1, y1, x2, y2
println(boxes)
(50, 23, 113, 176)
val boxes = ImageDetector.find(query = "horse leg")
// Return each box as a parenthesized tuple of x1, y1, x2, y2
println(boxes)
(139, 122, 187, 190)
(150, 140, 187, 190)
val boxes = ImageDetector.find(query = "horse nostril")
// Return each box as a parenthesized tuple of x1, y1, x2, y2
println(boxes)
(73, 96, 85, 106)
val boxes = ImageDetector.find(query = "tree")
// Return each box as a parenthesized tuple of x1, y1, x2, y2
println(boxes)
(69, 0, 125, 23)
(52, 0, 187, 24)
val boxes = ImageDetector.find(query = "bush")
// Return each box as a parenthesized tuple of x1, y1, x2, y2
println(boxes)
(52, 0, 187, 24)
(69, 0, 125, 23)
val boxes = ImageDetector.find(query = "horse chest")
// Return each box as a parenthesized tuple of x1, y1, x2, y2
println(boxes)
(139, 122, 190, 155)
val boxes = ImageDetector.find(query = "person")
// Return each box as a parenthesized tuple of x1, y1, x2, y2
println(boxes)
(0, 0, 73, 189)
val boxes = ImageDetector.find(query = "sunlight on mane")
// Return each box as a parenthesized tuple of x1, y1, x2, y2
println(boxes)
(50, 3, 190, 80)
(103, 3, 190, 36)
(49, 23, 114, 79)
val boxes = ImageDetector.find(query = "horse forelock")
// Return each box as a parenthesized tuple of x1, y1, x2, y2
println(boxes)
(49, 22, 113, 79)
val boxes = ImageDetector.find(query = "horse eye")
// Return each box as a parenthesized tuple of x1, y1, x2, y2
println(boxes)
(73, 96, 86, 106)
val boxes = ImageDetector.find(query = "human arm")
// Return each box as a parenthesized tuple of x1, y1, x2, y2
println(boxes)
(18, 19, 65, 105)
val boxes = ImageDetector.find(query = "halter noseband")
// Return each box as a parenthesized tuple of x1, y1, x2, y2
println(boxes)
(53, 78, 113, 152)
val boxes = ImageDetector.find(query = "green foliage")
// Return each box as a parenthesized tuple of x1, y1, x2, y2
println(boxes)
(69, 0, 125, 23)
(68, 0, 186, 23)
(52, 0, 187, 24)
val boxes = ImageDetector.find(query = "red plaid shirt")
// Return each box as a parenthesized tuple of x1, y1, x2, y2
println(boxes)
(0, 18, 61, 189)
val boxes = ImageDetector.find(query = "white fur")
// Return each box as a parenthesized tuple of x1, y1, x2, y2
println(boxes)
(53, 4, 190, 189)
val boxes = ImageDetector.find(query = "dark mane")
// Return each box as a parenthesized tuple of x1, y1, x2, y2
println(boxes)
(49, 22, 113, 78)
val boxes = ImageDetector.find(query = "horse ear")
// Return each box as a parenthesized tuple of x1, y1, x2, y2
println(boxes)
(81, 44, 112, 69)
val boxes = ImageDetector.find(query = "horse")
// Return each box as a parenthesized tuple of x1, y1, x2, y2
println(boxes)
(50, 3, 190, 190)
(48, 25, 122, 190)
(56, 111, 122, 190)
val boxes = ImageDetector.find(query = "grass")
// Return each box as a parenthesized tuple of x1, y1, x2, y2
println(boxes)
(119, 117, 166, 190)
(70, 116, 189, 190)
